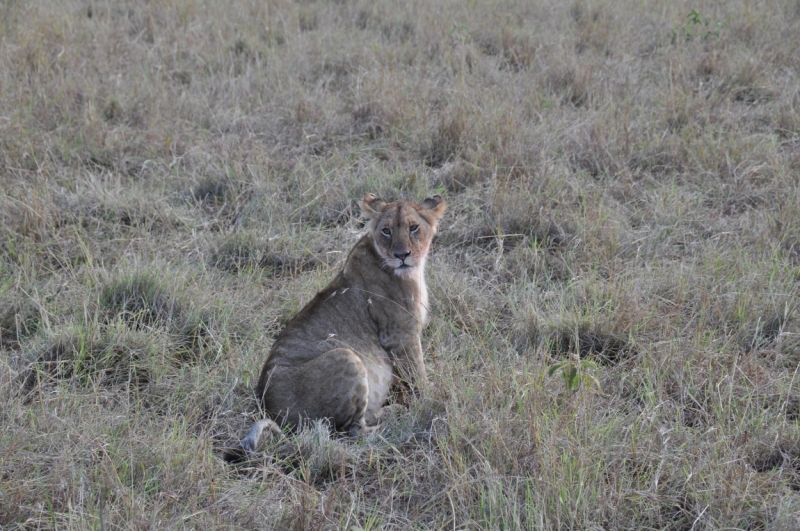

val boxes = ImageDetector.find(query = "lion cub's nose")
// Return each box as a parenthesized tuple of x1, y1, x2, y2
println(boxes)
(394, 250, 411, 261)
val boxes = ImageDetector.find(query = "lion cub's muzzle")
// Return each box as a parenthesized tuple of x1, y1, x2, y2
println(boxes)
(390, 251, 418, 275)
(394, 248, 412, 268)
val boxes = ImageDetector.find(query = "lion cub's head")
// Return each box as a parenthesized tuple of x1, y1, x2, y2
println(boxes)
(358, 194, 446, 277)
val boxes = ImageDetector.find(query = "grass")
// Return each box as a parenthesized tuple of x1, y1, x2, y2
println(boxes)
(1, 0, 800, 528)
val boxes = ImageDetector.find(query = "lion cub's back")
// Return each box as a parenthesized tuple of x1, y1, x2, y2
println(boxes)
(267, 274, 383, 366)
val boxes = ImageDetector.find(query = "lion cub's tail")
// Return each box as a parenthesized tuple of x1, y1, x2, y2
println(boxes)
(223, 418, 283, 463)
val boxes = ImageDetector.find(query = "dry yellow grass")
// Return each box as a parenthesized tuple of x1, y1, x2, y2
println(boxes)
(2, 0, 800, 529)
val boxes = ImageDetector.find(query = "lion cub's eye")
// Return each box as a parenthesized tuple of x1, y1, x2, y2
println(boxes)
(381, 228, 391, 237)
(409, 224, 419, 233)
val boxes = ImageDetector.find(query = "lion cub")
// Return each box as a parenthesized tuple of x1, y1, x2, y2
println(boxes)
(230, 193, 446, 459)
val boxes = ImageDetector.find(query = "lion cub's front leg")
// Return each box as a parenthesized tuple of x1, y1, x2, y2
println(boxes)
(379, 328, 428, 399)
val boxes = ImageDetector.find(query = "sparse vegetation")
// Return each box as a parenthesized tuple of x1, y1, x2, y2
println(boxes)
(1, 0, 799, 528)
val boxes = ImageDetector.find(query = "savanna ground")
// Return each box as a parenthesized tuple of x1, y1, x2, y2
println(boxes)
(1, 0, 800, 529)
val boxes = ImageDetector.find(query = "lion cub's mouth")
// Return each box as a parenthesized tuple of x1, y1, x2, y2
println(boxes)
(394, 263, 416, 276)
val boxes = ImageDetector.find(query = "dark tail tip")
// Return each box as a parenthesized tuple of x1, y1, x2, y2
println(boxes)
(222, 445, 251, 464)
(223, 418, 282, 464)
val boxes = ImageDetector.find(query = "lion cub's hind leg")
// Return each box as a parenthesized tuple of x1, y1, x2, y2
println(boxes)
(267, 348, 370, 435)
(227, 349, 369, 462)
(313, 348, 371, 435)
(361, 355, 394, 431)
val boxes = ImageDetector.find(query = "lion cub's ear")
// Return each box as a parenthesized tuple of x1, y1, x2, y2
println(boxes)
(359, 193, 387, 219)
(419, 195, 446, 224)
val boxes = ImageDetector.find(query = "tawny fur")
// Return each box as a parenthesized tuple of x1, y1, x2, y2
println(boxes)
(227, 193, 445, 460)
